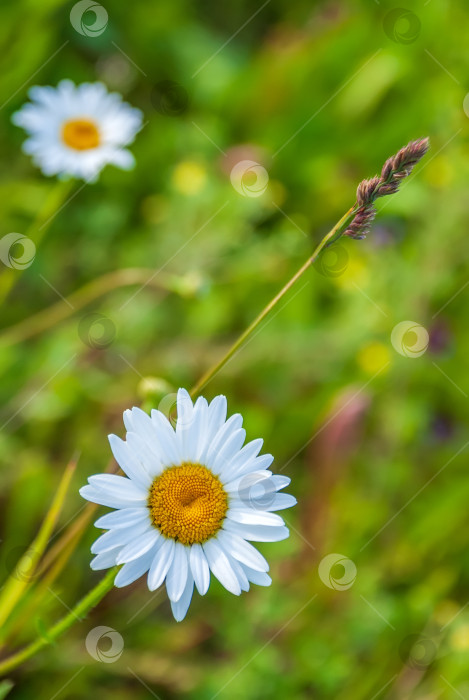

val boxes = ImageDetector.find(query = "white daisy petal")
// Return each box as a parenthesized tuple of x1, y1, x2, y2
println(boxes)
(207, 395, 227, 433)
(150, 409, 181, 464)
(203, 414, 244, 468)
(263, 493, 297, 511)
(90, 548, 121, 571)
(211, 429, 246, 475)
(125, 431, 164, 478)
(226, 508, 285, 527)
(176, 388, 201, 461)
(176, 388, 193, 429)
(108, 434, 152, 488)
(222, 471, 273, 494)
(148, 538, 175, 591)
(189, 544, 210, 596)
(217, 530, 269, 572)
(192, 397, 209, 461)
(202, 539, 241, 596)
(94, 507, 150, 530)
(91, 522, 148, 554)
(87, 474, 147, 501)
(270, 475, 291, 490)
(11, 81, 142, 181)
(170, 572, 194, 622)
(230, 453, 274, 481)
(223, 519, 290, 542)
(165, 542, 189, 602)
(125, 408, 166, 460)
(242, 564, 272, 587)
(116, 529, 160, 565)
(79, 485, 144, 510)
(114, 545, 158, 588)
(225, 552, 250, 592)
(219, 438, 263, 482)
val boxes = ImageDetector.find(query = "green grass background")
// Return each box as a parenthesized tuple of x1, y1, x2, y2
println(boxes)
(0, 0, 468, 697)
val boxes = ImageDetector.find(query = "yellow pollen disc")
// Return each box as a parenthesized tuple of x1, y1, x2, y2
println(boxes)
(62, 118, 100, 150)
(148, 463, 228, 545)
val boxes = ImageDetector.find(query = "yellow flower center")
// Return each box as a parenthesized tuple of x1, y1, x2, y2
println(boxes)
(148, 463, 228, 545)
(62, 118, 100, 150)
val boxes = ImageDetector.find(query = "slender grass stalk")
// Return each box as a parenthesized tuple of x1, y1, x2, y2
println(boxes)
(0, 268, 198, 347)
(191, 138, 429, 395)
(0, 528, 85, 647)
(189, 207, 355, 397)
(0, 138, 429, 676)
(0, 454, 78, 632)
(0, 568, 118, 676)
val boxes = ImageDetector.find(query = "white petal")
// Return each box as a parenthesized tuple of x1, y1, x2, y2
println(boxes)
(226, 508, 284, 527)
(189, 544, 210, 595)
(223, 471, 272, 494)
(116, 529, 160, 564)
(270, 475, 291, 490)
(194, 394, 226, 459)
(201, 413, 241, 466)
(125, 408, 166, 461)
(211, 429, 246, 475)
(192, 397, 209, 461)
(165, 542, 189, 602)
(207, 395, 227, 432)
(231, 454, 274, 480)
(108, 434, 152, 488)
(202, 539, 241, 595)
(263, 493, 297, 511)
(225, 553, 250, 592)
(176, 388, 193, 431)
(126, 431, 164, 478)
(90, 548, 121, 570)
(219, 438, 263, 482)
(114, 545, 157, 588)
(147, 538, 175, 591)
(150, 409, 181, 464)
(91, 522, 148, 554)
(86, 474, 147, 501)
(226, 472, 277, 511)
(94, 507, 150, 530)
(170, 572, 194, 622)
(80, 484, 144, 510)
(216, 530, 269, 572)
(223, 519, 290, 542)
(175, 389, 200, 461)
(242, 564, 272, 587)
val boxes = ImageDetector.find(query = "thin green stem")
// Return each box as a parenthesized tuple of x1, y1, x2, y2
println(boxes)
(0, 568, 117, 676)
(0, 267, 188, 348)
(0, 455, 78, 632)
(190, 205, 356, 398)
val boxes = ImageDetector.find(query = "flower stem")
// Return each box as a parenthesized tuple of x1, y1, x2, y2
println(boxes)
(0, 567, 118, 676)
(0, 267, 191, 348)
(0, 454, 78, 633)
(189, 206, 356, 398)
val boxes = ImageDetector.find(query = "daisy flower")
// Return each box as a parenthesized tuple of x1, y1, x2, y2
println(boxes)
(80, 389, 296, 621)
(12, 80, 143, 181)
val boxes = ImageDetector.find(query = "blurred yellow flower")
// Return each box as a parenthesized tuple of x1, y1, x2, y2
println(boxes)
(172, 161, 207, 195)
(334, 255, 369, 289)
(357, 341, 391, 374)
(451, 624, 469, 651)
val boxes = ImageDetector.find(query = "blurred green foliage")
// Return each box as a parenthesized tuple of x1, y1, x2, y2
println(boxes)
(0, 0, 469, 697)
